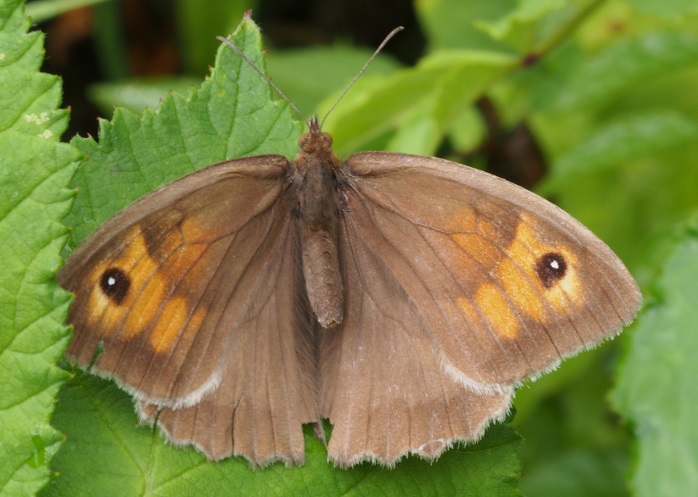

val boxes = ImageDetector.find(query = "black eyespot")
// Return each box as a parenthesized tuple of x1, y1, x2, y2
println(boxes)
(535, 252, 567, 289)
(99, 267, 130, 304)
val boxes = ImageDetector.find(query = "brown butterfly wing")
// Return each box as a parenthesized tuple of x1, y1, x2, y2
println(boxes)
(137, 212, 316, 465)
(320, 151, 640, 465)
(58, 155, 317, 464)
(319, 216, 513, 466)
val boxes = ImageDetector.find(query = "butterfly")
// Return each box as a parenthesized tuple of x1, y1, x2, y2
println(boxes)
(57, 29, 641, 469)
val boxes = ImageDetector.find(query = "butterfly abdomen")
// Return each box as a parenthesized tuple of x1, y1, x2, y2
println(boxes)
(293, 118, 344, 328)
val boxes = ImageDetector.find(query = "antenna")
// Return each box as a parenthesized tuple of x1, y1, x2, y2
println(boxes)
(320, 26, 404, 128)
(217, 26, 405, 128)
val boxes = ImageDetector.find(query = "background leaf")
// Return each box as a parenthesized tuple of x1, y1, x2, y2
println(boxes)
(48, 376, 522, 497)
(0, 0, 79, 496)
(323, 49, 518, 157)
(63, 18, 300, 244)
(544, 32, 698, 112)
(264, 44, 402, 117)
(417, 0, 516, 52)
(175, 0, 251, 75)
(612, 216, 698, 497)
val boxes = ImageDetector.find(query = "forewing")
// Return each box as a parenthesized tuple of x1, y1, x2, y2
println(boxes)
(337, 151, 641, 392)
(58, 155, 310, 408)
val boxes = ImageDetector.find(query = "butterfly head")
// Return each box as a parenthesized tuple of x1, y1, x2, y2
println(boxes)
(298, 116, 333, 155)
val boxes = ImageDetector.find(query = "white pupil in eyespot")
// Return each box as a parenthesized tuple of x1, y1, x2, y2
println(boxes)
(107, 276, 116, 286)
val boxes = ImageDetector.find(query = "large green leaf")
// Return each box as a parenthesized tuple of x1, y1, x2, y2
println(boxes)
(0, 0, 80, 496)
(540, 111, 698, 191)
(475, 0, 568, 52)
(544, 31, 698, 112)
(63, 17, 301, 245)
(323, 49, 517, 157)
(44, 17, 523, 496)
(416, 0, 516, 52)
(613, 216, 698, 497)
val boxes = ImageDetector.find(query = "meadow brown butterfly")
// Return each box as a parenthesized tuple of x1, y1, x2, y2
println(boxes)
(57, 26, 641, 468)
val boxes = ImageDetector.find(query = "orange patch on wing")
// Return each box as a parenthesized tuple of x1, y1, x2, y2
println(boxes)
(148, 296, 206, 352)
(168, 240, 208, 278)
(497, 258, 546, 321)
(83, 221, 213, 347)
(475, 283, 519, 339)
(494, 213, 582, 320)
(181, 216, 217, 243)
(156, 229, 184, 256)
(85, 227, 153, 336)
(121, 236, 208, 335)
(443, 206, 515, 273)
(451, 216, 505, 272)
(477, 216, 501, 242)
(85, 259, 113, 326)
(452, 233, 498, 268)
(122, 258, 167, 336)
